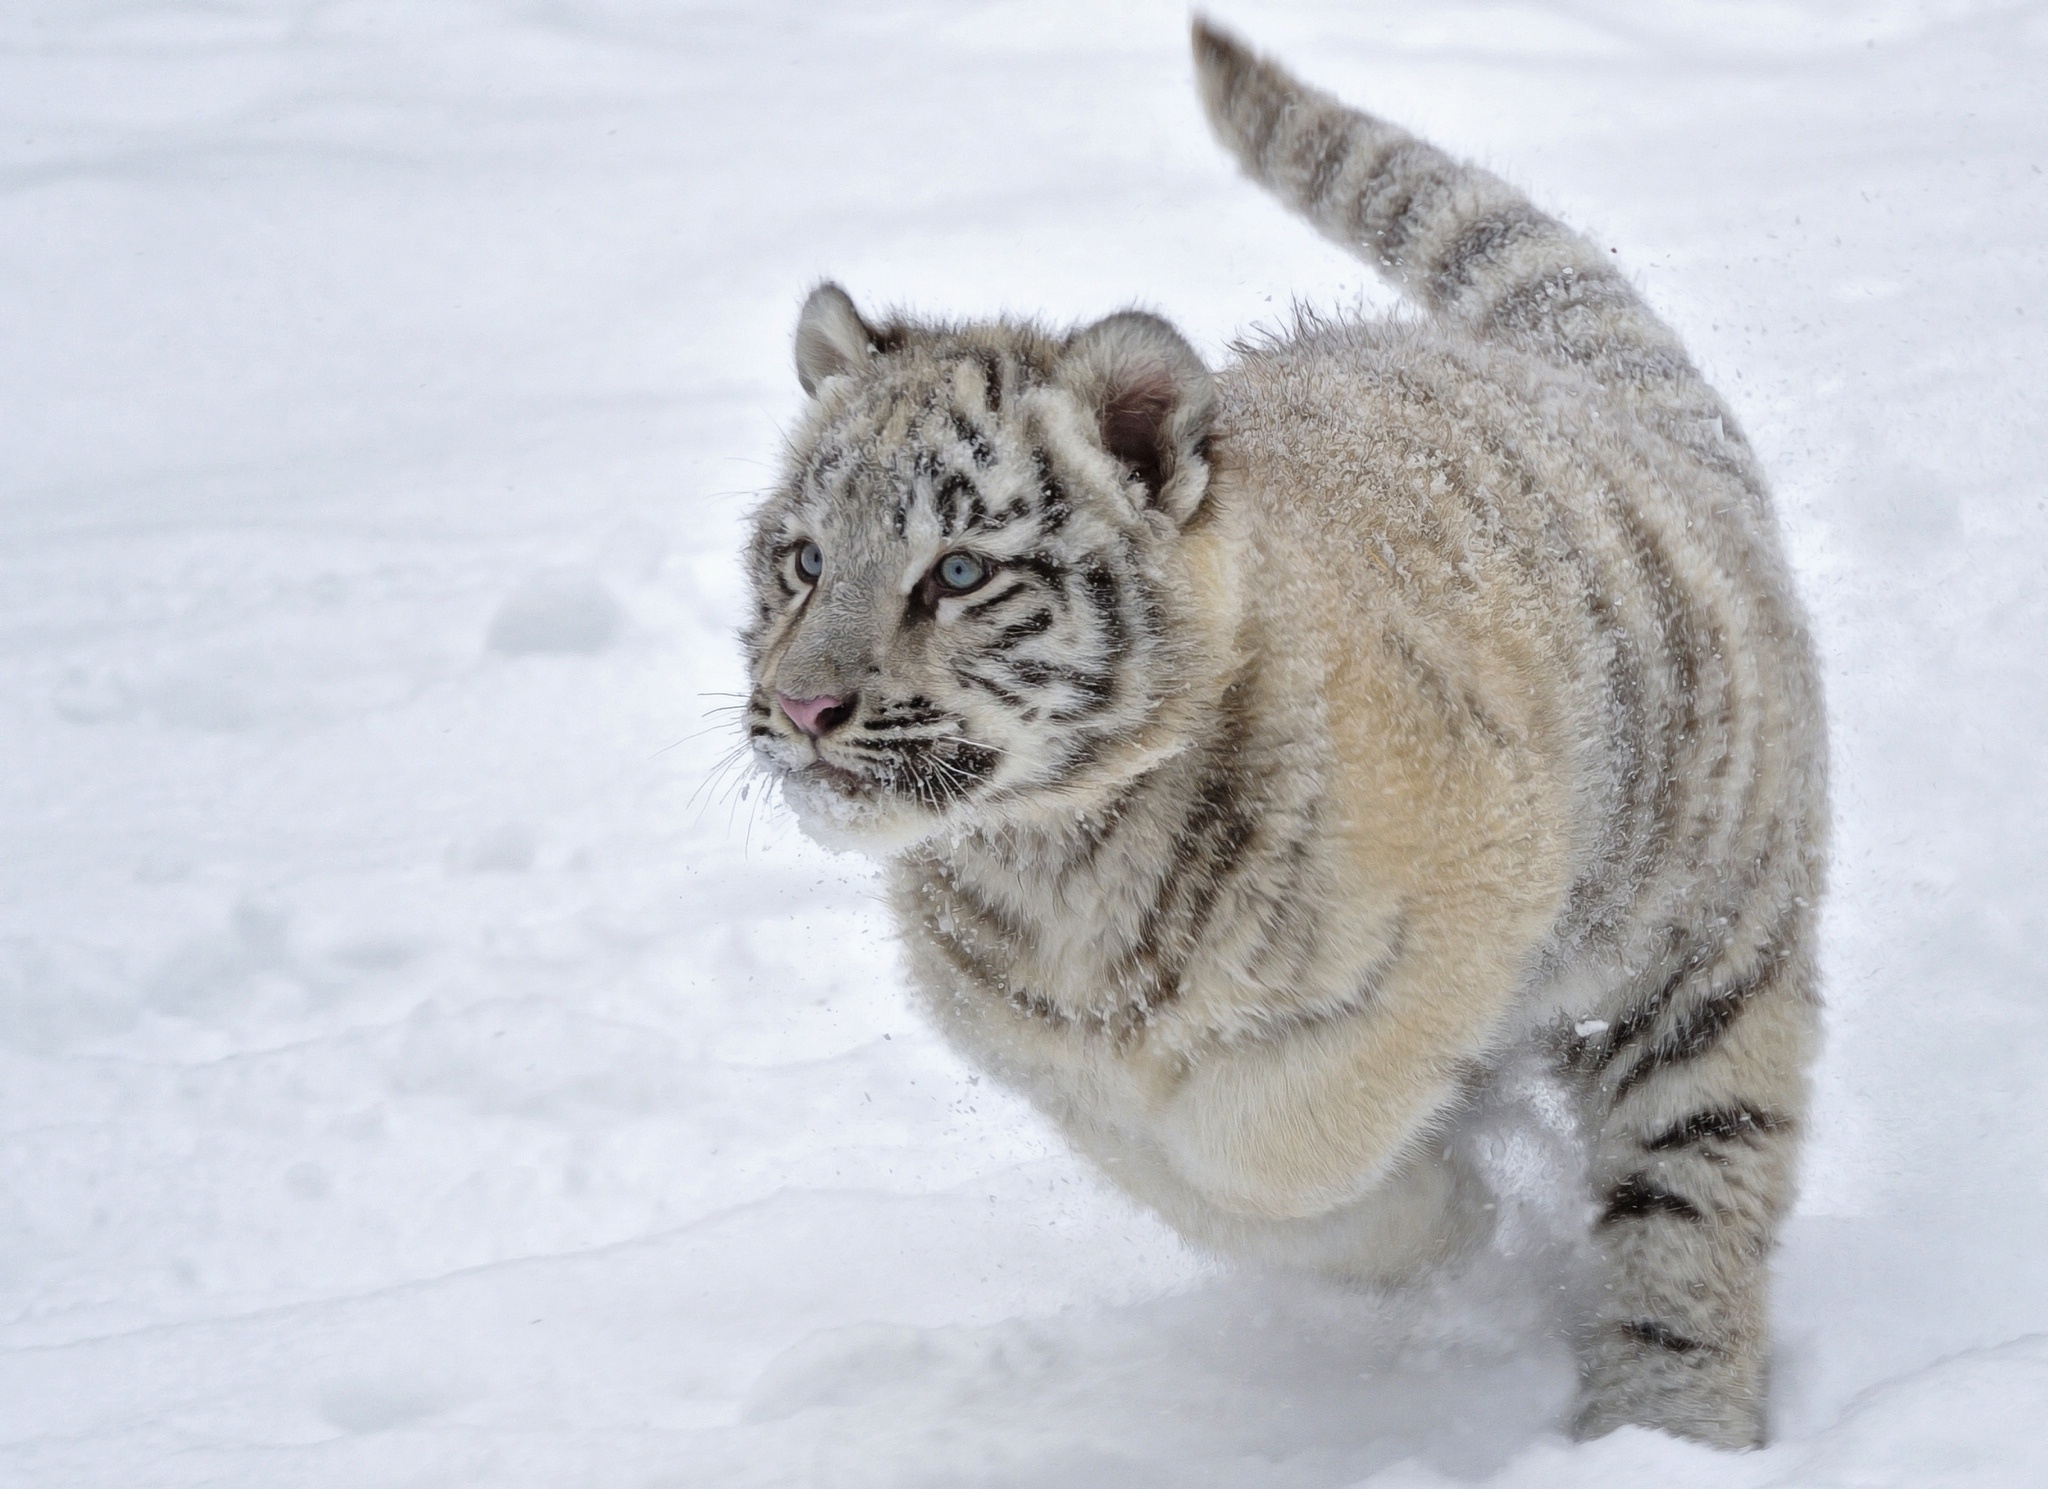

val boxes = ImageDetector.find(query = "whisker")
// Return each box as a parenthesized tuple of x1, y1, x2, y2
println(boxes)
(653, 716, 748, 758)
(715, 755, 762, 808)
(687, 741, 755, 816)
(741, 770, 770, 854)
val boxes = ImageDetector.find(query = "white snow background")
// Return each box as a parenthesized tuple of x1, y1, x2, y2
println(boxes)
(3, 1, 2045, 1484)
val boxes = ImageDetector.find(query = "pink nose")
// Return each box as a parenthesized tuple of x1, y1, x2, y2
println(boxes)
(778, 693, 850, 737)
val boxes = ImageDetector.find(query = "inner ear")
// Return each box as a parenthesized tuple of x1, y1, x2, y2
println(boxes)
(794, 282, 878, 396)
(1055, 311, 1216, 523)
(1100, 368, 1177, 501)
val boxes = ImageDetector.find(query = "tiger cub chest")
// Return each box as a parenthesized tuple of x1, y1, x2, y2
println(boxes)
(896, 789, 1405, 1095)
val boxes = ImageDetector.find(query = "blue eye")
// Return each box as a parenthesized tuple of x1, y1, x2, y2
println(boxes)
(936, 553, 989, 593)
(796, 541, 823, 580)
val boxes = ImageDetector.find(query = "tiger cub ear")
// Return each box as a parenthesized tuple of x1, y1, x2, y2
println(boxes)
(1055, 312, 1216, 524)
(794, 283, 880, 396)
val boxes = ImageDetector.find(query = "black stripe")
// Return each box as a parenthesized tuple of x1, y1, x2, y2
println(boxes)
(1382, 626, 1513, 749)
(1612, 499, 1713, 864)
(938, 474, 980, 538)
(1373, 152, 1458, 267)
(917, 881, 1019, 998)
(1599, 1174, 1704, 1226)
(989, 609, 1054, 650)
(898, 740, 998, 802)
(1554, 512, 1646, 941)
(1079, 561, 1128, 655)
(1058, 782, 1140, 876)
(1590, 590, 1654, 894)
(1346, 138, 1427, 245)
(853, 733, 997, 803)
(1559, 468, 1730, 961)
(843, 736, 927, 754)
(981, 497, 1032, 533)
(1612, 981, 1756, 1105)
(1643, 1105, 1788, 1152)
(1008, 658, 1113, 698)
(1483, 263, 1636, 344)
(1108, 684, 1260, 1018)
(1292, 113, 1353, 210)
(952, 407, 995, 460)
(1430, 203, 1549, 303)
(1618, 1320, 1701, 1354)
(1581, 948, 1690, 1075)
(1234, 827, 1332, 987)
(963, 582, 1029, 618)
(1030, 450, 1071, 534)
(1017, 553, 1068, 590)
(974, 351, 1004, 413)
(953, 667, 1028, 708)
(1612, 934, 1791, 1106)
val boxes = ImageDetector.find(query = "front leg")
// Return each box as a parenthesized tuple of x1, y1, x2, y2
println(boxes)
(1568, 919, 1820, 1449)
(1153, 960, 1503, 1222)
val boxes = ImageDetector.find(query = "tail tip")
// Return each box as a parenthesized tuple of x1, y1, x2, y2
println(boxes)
(1190, 17, 1305, 161)
(1190, 15, 1255, 107)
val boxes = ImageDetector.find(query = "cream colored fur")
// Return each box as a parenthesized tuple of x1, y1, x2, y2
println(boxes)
(739, 22, 1826, 1451)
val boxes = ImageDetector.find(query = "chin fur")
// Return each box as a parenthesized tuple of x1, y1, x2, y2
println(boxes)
(775, 769, 949, 856)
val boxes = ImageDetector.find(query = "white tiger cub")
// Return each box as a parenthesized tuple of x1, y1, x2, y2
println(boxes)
(739, 22, 1825, 1450)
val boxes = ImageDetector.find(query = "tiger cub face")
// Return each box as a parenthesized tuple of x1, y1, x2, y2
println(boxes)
(741, 284, 1220, 850)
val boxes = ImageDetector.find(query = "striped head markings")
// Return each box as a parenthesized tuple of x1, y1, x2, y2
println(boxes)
(741, 284, 1218, 848)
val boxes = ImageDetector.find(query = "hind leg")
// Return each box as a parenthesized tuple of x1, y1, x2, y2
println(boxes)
(1567, 919, 1820, 1448)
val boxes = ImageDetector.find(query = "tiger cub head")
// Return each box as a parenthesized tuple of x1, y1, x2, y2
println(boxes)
(741, 282, 1230, 851)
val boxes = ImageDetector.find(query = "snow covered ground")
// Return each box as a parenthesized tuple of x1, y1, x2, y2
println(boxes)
(3, 1, 2045, 1483)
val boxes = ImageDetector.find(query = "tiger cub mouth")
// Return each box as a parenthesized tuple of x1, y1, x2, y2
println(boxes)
(748, 688, 1005, 839)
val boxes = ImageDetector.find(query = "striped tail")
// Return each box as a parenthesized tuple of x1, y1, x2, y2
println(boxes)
(1192, 21, 1697, 394)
